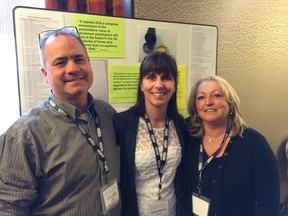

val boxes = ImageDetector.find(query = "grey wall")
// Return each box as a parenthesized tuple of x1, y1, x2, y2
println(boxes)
(133, 0, 288, 201)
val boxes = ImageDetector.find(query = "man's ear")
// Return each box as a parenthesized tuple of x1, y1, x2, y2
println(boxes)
(41, 67, 49, 84)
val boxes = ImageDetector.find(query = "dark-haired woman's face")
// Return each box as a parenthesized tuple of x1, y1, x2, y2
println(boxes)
(140, 72, 175, 112)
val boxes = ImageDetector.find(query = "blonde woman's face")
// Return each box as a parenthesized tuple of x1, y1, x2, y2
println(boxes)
(195, 80, 230, 127)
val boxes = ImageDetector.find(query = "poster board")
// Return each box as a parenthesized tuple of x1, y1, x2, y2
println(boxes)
(13, 6, 218, 116)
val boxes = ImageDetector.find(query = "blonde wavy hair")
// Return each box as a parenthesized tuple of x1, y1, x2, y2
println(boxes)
(187, 75, 248, 137)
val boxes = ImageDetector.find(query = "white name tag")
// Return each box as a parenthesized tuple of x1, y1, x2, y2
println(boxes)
(148, 200, 169, 216)
(100, 179, 120, 215)
(192, 193, 210, 216)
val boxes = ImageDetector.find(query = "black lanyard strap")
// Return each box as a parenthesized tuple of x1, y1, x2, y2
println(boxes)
(144, 113, 169, 200)
(197, 124, 231, 196)
(48, 98, 110, 182)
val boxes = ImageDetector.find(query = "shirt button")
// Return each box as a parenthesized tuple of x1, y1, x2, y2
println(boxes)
(218, 165, 222, 169)
(212, 179, 216, 184)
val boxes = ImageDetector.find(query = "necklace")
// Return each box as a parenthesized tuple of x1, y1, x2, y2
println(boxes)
(206, 134, 224, 143)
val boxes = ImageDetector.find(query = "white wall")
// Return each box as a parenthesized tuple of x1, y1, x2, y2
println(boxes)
(0, 0, 45, 134)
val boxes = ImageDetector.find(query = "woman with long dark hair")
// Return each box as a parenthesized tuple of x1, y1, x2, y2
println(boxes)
(114, 51, 187, 216)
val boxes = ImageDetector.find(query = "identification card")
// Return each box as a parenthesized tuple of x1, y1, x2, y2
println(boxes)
(100, 178, 120, 215)
(192, 193, 210, 216)
(148, 200, 169, 216)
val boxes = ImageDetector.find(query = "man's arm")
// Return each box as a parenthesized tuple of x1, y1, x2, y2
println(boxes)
(0, 130, 38, 215)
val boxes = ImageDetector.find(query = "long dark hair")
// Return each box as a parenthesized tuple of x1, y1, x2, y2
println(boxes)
(132, 51, 181, 119)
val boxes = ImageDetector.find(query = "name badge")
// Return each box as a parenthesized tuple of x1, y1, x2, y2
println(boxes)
(192, 193, 210, 216)
(148, 200, 169, 216)
(100, 179, 120, 215)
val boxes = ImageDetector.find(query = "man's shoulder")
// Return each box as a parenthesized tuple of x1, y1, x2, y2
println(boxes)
(24, 100, 52, 119)
(2, 101, 50, 137)
(94, 99, 114, 110)
(93, 100, 116, 121)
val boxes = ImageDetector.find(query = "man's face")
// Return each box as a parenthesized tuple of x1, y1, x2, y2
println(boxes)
(41, 34, 93, 103)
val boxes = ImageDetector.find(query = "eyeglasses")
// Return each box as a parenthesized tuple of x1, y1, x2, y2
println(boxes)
(38, 26, 80, 49)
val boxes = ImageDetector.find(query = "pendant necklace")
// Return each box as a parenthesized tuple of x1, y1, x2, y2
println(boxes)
(206, 134, 224, 143)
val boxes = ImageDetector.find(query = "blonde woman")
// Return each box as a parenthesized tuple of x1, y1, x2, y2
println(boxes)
(185, 75, 279, 216)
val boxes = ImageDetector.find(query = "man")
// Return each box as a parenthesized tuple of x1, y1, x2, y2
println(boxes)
(0, 26, 120, 215)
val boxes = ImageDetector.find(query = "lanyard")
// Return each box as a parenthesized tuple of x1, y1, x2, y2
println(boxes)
(197, 125, 231, 196)
(48, 97, 110, 183)
(144, 113, 169, 200)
